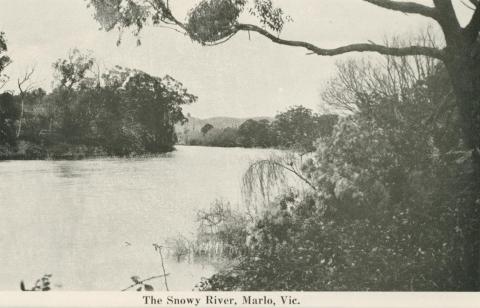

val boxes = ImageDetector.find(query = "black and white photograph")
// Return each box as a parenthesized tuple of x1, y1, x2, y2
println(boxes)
(0, 0, 479, 299)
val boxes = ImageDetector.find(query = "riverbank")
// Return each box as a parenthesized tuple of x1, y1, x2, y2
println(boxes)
(0, 140, 176, 161)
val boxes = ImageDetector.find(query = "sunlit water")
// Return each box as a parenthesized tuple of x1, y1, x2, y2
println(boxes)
(0, 145, 276, 290)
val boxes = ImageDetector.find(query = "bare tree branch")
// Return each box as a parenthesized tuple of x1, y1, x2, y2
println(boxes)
(234, 23, 446, 60)
(16, 66, 36, 138)
(144, 0, 187, 32)
(121, 274, 170, 292)
(363, 0, 439, 20)
(17, 66, 36, 94)
(0, 77, 9, 90)
(0, 76, 9, 90)
(153, 244, 170, 291)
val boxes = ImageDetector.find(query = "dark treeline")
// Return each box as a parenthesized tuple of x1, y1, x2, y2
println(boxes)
(187, 106, 338, 152)
(0, 49, 196, 159)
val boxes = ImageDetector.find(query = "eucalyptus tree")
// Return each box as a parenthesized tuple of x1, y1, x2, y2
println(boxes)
(201, 123, 214, 136)
(0, 32, 11, 90)
(16, 67, 36, 138)
(53, 48, 96, 90)
(87, 0, 480, 289)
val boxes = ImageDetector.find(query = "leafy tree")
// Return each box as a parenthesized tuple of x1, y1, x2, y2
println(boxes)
(120, 71, 196, 152)
(205, 127, 239, 147)
(50, 49, 98, 142)
(88, 0, 480, 288)
(19, 87, 48, 143)
(7, 53, 195, 157)
(188, 126, 240, 147)
(52, 48, 96, 90)
(0, 31, 11, 89)
(238, 118, 274, 148)
(316, 114, 339, 138)
(273, 106, 323, 153)
(201, 123, 214, 136)
(0, 92, 19, 146)
(48, 50, 197, 154)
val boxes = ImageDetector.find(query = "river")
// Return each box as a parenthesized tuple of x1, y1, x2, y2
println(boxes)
(0, 145, 276, 290)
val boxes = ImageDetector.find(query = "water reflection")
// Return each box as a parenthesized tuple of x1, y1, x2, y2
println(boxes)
(55, 163, 83, 178)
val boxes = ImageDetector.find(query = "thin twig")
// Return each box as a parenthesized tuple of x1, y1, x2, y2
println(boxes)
(121, 274, 170, 292)
(153, 244, 170, 291)
(204, 33, 236, 47)
(157, 25, 187, 35)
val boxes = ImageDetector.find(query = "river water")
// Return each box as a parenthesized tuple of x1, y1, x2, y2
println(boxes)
(0, 146, 275, 290)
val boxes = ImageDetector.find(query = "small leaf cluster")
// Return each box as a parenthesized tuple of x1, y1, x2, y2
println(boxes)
(20, 274, 53, 291)
(186, 0, 246, 44)
(249, 0, 292, 33)
(0, 32, 10, 74)
(129, 276, 154, 291)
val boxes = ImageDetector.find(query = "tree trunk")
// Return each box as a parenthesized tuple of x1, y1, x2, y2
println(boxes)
(445, 40, 480, 290)
(16, 97, 24, 138)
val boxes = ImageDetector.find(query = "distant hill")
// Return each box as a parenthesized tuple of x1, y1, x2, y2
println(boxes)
(175, 115, 273, 144)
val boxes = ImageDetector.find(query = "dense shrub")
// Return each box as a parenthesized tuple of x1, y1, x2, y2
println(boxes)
(200, 114, 472, 290)
(197, 57, 476, 291)
(17, 141, 48, 159)
(0, 92, 19, 146)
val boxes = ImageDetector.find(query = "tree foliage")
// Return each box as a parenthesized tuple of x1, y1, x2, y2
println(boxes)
(0, 32, 11, 89)
(237, 118, 275, 148)
(0, 93, 19, 147)
(0, 32, 9, 70)
(0, 50, 196, 159)
(195, 54, 476, 291)
(273, 106, 337, 153)
(201, 123, 214, 135)
(88, 0, 291, 45)
(53, 48, 96, 89)
(187, 109, 337, 150)
(186, 0, 246, 44)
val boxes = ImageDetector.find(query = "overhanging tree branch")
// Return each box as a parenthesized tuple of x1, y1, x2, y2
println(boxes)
(363, 0, 439, 20)
(88, 0, 447, 61)
(234, 23, 446, 60)
(144, 0, 187, 32)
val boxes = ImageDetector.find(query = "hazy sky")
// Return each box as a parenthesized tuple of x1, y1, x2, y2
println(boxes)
(0, 0, 473, 118)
